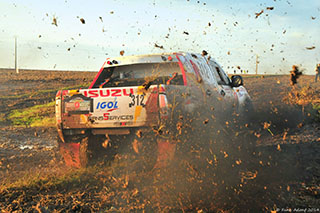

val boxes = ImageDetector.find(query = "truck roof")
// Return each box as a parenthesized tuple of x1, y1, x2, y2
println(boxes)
(89, 52, 221, 89)
(103, 52, 180, 68)
(102, 52, 221, 69)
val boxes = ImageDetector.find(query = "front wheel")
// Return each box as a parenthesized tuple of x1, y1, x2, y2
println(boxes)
(238, 98, 255, 123)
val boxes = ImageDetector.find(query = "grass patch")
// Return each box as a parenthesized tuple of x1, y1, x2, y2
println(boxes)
(62, 83, 91, 90)
(286, 84, 320, 122)
(4, 82, 91, 127)
(0, 83, 91, 99)
(8, 101, 56, 127)
(24, 168, 99, 191)
(312, 103, 320, 121)
(0, 166, 103, 193)
(0, 113, 5, 122)
(228, 74, 286, 79)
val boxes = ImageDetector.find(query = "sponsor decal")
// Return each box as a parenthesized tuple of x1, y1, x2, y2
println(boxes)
(234, 91, 239, 102)
(129, 93, 145, 107)
(83, 88, 134, 98)
(237, 88, 245, 97)
(65, 99, 92, 113)
(63, 94, 93, 114)
(114, 121, 134, 126)
(96, 100, 119, 112)
(133, 86, 146, 122)
(89, 113, 134, 121)
(80, 114, 88, 124)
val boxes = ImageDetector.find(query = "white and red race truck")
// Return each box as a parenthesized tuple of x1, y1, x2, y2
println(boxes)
(55, 52, 252, 168)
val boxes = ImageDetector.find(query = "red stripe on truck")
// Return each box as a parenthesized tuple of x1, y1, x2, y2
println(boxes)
(89, 61, 107, 89)
(175, 54, 188, 86)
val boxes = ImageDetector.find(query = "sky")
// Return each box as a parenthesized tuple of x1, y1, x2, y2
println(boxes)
(0, 0, 319, 75)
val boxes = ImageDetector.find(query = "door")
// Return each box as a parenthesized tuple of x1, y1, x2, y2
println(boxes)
(207, 60, 237, 112)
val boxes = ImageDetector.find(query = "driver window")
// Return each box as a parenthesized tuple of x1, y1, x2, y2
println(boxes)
(208, 61, 229, 85)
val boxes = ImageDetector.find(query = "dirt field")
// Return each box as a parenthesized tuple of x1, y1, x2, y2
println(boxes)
(0, 69, 319, 212)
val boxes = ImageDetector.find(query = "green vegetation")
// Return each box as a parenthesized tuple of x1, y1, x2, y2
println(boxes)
(312, 103, 320, 121)
(2, 82, 91, 127)
(0, 83, 90, 99)
(0, 166, 104, 193)
(0, 113, 5, 122)
(313, 103, 320, 112)
(229, 74, 286, 79)
(286, 84, 320, 121)
(8, 101, 55, 127)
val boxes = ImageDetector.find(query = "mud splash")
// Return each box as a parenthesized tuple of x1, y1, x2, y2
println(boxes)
(0, 72, 319, 211)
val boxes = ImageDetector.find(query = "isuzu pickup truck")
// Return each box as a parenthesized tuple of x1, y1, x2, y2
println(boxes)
(55, 52, 252, 168)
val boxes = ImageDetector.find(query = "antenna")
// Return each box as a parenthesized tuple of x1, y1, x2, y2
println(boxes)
(15, 37, 19, 74)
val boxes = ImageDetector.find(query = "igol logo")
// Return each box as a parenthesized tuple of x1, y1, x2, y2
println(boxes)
(96, 101, 119, 112)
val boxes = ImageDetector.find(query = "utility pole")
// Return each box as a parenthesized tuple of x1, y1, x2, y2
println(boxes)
(15, 37, 19, 74)
(255, 54, 259, 75)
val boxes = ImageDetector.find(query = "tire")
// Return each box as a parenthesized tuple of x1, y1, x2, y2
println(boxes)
(87, 134, 109, 162)
(238, 98, 255, 123)
(131, 131, 159, 172)
(79, 136, 89, 167)
(58, 135, 89, 168)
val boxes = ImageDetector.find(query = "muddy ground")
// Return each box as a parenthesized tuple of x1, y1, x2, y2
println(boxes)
(0, 69, 319, 212)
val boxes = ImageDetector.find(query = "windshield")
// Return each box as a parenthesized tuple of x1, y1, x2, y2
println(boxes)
(92, 62, 183, 88)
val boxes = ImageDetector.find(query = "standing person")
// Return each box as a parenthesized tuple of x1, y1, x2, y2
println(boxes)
(290, 65, 302, 86)
(315, 63, 320, 82)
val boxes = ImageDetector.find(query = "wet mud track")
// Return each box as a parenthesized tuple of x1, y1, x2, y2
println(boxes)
(0, 70, 319, 211)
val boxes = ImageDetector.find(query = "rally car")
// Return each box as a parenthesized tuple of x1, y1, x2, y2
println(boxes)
(55, 52, 252, 168)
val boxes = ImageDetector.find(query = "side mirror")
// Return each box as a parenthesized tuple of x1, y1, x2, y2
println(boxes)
(231, 75, 243, 87)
